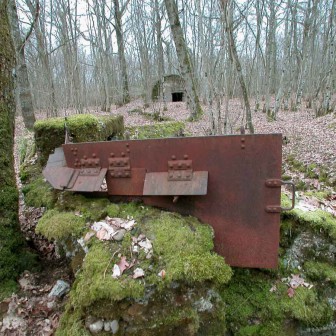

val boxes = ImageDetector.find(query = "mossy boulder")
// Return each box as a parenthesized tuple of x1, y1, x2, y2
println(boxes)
(36, 209, 87, 241)
(34, 114, 124, 165)
(222, 268, 334, 336)
(55, 193, 112, 222)
(126, 121, 185, 139)
(281, 194, 336, 240)
(56, 204, 232, 335)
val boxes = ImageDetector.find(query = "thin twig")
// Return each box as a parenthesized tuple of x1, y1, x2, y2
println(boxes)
(103, 248, 121, 279)
(19, 0, 40, 54)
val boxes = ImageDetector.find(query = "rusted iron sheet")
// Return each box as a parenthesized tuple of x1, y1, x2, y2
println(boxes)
(44, 134, 283, 268)
(106, 168, 146, 195)
(143, 171, 208, 195)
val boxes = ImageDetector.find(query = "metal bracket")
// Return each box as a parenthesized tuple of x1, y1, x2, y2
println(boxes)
(168, 155, 193, 181)
(108, 156, 131, 178)
(79, 156, 101, 176)
(265, 179, 295, 212)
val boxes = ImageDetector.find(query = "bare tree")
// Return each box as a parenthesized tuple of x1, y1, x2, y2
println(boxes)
(220, 0, 254, 133)
(8, 0, 36, 129)
(164, 0, 203, 120)
(113, 0, 130, 105)
(0, 0, 32, 292)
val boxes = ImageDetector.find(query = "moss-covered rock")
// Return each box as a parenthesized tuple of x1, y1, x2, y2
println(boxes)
(222, 269, 333, 336)
(36, 209, 87, 241)
(56, 204, 231, 335)
(34, 114, 124, 165)
(126, 121, 185, 139)
(304, 261, 336, 284)
(282, 194, 336, 240)
(56, 193, 112, 222)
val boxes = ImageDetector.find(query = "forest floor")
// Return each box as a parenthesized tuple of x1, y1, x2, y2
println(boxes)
(1, 99, 335, 335)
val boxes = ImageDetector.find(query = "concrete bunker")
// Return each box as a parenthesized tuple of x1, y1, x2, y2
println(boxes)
(152, 74, 186, 103)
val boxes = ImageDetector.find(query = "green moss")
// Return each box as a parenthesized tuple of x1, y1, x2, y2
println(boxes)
(58, 204, 231, 334)
(304, 190, 331, 201)
(70, 242, 145, 309)
(36, 209, 86, 240)
(304, 261, 336, 284)
(296, 180, 308, 191)
(0, 279, 18, 301)
(106, 203, 120, 217)
(318, 167, 329, 184)
(281, 175, 292, 181)
(145, 212, 232, 285)
(142, 111, 173, 122)
(126, 121, 185, 139)
(282, 287, 333, 326)
(117, 202, 155, 221)
(222, 268, 333, 335)
(22, 176, 56, 208)
(282, 194, 336, 240)
(294, 209, 336, 239)
(56, 306, 90, 336)
(34, 114, 124, 165)
(305, 164, 318, 179)
(281, 193, 292, 209)
(222, 270, 286, 335)
(19, 161, 41, 184)
(280, 218, 297, 249)
(56, 193, 111, 221)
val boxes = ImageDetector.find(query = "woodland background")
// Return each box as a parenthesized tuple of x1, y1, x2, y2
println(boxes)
(10, 0, 336, 133)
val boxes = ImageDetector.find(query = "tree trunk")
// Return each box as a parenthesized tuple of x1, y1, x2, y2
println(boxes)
(164, 0, 203, 120)
(25, 0, 58, 116)
(8, 0, 35, 130)
(0, 0, 31, 293)
(114, 0, 130, 105)
(220, 0, 254, 134)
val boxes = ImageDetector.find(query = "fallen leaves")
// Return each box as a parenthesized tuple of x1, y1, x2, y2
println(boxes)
(133, 268, 145, 279)
(282, 274, 313, 298)
(91, 217, 136, 241)
(0, 271, 69, 335)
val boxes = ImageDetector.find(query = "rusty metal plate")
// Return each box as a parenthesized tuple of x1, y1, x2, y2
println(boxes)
(44, 134, 283, 268)
(69, 168, 107, 192)
(143, 171, 208, 195)
(106, 168, 146, 195)
(42, 148, 76, 189)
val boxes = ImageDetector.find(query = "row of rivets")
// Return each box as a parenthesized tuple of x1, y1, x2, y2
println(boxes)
(171, 154, 189, 160)
(241, 137, 245, 149)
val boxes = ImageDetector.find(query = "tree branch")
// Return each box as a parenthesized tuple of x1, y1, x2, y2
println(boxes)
(19, 0, 40, 53)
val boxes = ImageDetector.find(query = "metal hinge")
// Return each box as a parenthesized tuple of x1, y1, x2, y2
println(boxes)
(265, 179, 295, 212)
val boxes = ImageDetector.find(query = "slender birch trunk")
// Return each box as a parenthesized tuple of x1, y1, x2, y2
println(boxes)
(164, 0, 203, 121)
(8, 0, 35, 129)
